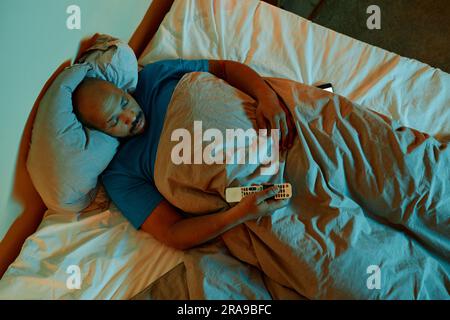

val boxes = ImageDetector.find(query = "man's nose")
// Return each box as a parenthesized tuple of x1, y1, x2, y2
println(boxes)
(119, 110, 136, 126)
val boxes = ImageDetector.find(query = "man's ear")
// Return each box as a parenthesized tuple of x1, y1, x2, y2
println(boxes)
(72, 102, 94, 130)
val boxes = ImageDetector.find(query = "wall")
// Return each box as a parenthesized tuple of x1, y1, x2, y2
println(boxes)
(0, 0, 152, 276)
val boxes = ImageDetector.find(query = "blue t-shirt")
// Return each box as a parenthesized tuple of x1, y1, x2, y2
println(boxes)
(102, 59, 210, 228)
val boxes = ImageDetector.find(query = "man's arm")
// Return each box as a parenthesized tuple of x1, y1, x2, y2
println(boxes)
(141, 186, 287, 250)
(102, 167, 284, 250)
(208, 60, 273, 106)
(208, 60, 295, 150)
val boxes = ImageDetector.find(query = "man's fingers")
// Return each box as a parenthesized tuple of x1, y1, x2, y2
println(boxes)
(256, 109, 267, 130)
(273, 117, 284, 150)
(287, 130, 295, 149)
(256, 186, 279, 203)
(279, 115, 289, 150)
(286, 117, 296, 149)
(266, 198, 289, 210)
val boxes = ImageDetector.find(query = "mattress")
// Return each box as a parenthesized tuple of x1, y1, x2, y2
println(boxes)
(2, 0, 449, 300)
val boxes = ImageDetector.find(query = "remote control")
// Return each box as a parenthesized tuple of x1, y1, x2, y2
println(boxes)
(225, 183, 292, 203)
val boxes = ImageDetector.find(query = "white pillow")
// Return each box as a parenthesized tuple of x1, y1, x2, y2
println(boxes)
(27, 35, 138, 213)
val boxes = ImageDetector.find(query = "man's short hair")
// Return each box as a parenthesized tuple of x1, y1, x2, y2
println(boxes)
(72, 77, 107, 130)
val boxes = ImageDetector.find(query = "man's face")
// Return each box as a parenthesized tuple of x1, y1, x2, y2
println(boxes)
(74, 79, 147, 138)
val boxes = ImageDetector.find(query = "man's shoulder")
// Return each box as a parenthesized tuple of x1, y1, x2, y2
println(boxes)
(137, 60, 180, 92)
(106, 134, 148, 169)
(140, 59, 181, 74)
(118, 133, 148, 153)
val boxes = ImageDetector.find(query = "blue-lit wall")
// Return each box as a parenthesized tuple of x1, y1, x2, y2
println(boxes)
(0, 0, 151, 245)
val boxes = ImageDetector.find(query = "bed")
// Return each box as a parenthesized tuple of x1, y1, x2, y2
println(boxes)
(1, 0, 449, 299)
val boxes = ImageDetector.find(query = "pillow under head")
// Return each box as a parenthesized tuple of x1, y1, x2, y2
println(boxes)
(27, 35, 137, 213)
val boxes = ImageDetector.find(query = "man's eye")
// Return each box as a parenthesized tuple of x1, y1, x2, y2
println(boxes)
(121, 97, 129, 109)
(112, 118, 119, 127)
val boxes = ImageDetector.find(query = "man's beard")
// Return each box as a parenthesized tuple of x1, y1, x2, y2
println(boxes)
(130, 111, 144, 135)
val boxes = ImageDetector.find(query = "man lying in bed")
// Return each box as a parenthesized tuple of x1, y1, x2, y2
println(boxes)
(73, 59, 294, 250)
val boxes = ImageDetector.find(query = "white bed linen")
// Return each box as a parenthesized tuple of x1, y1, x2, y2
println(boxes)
(0, 205, 182, 299)
(140, 0, 450, 140)
(2, 0, 449, 300)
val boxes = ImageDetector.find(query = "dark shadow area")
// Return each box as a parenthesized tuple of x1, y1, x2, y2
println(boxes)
(281, 0, 450, 72)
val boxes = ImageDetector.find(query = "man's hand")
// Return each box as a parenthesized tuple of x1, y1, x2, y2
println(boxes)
(234, 186, 289, 222)
(208, 60, 295, 151)
(140, 191, 288, 250)
(75, 33, 100, 63)
(256, 91, 296, 151)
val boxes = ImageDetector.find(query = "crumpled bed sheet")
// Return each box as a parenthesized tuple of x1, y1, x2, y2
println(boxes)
(0, 205, 182, 299)
(154, 72, 450, 299)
